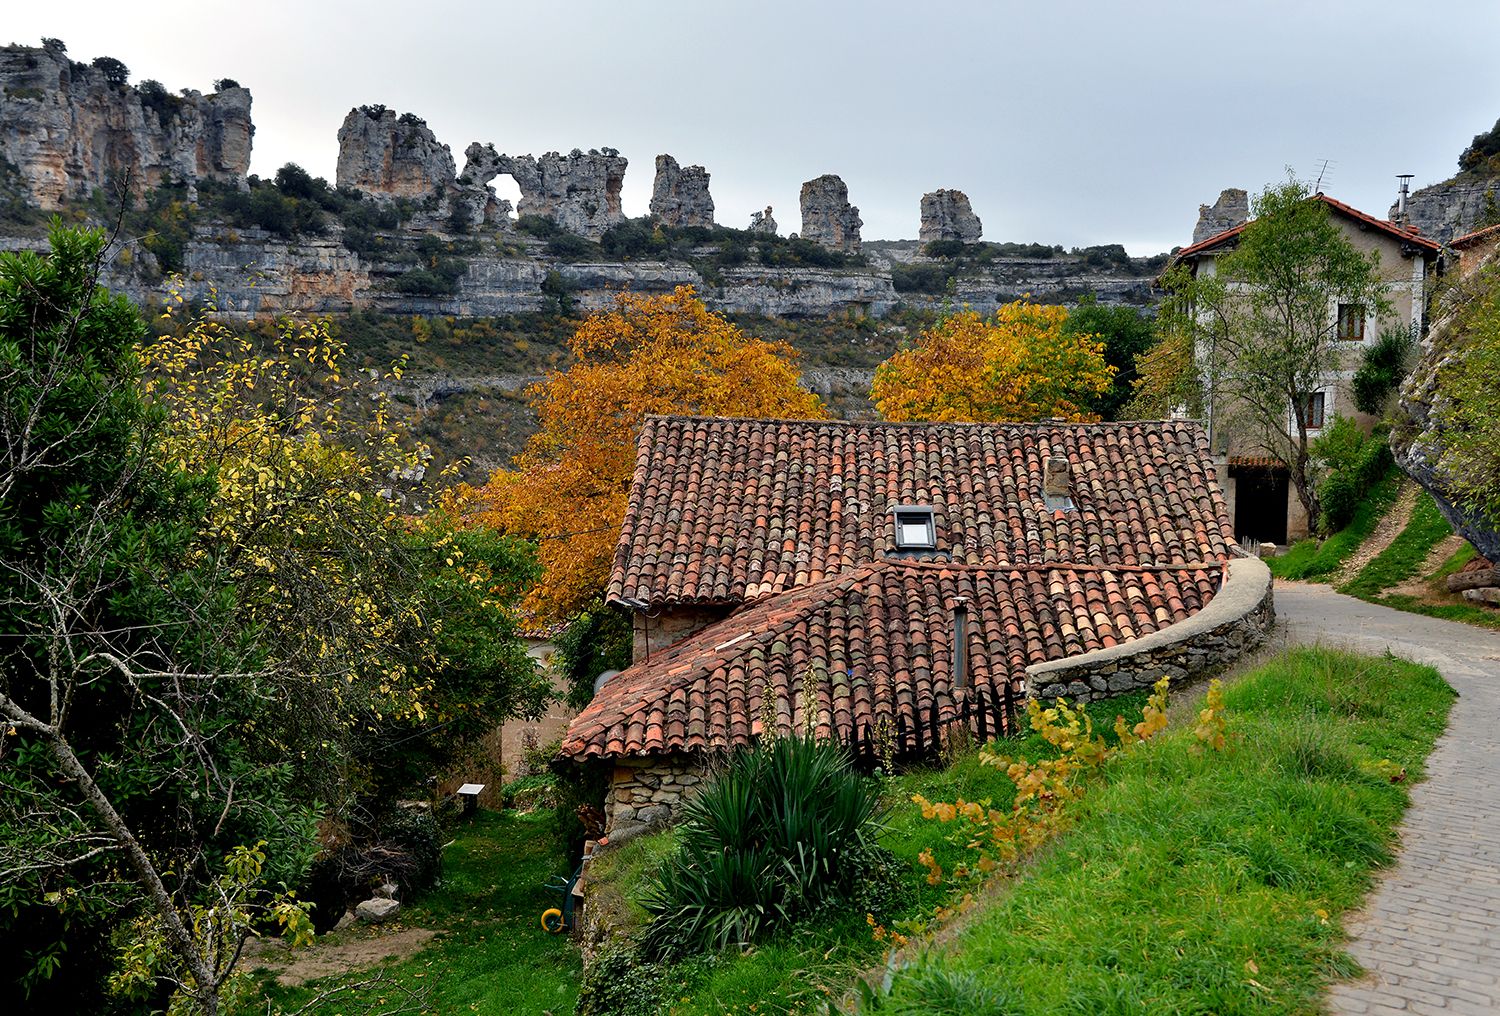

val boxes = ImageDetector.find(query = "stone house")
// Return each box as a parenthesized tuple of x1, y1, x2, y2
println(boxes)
(1173, 193, 1441, 544)
(559, 416, 1271, 840)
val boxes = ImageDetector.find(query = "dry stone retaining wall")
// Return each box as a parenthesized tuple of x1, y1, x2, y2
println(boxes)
(1026, 556, 1275, 703)
(605, 754, 704, 841)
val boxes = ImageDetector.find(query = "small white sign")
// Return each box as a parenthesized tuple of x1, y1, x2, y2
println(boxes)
(457, 783, 486, 796)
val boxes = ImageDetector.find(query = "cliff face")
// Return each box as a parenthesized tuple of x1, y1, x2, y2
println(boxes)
(1398, 175, 1496, 242)
(0, 42, 250, 207)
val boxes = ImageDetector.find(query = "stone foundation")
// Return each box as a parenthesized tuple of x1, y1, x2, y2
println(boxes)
(1025, 556, 1275, 703)
(605, 754, 704, 842)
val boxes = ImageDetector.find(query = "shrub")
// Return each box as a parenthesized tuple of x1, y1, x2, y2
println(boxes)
(90, 55, 129, 87)
(1312, 416, 1393, 532)
(213, 77, 240, 91)
(575, 945, 674, 1016)
(555, 597, 633, 709)
(1352, 327, 1413, 415)
(546, 232, 597, 259)
(638, 735, 883, 959)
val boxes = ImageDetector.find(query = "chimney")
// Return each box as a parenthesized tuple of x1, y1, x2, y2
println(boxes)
(1043, 456, 1071, 498)
(952, 597, 969, 690)
(1394, 174, 1414, 226)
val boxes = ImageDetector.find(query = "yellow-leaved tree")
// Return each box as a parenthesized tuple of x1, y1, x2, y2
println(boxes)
(466, 285, 827, 620)
(870, 302, 1114, 423)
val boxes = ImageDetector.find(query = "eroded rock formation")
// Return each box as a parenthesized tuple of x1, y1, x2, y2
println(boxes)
(748, 206, 777, 234)
(460, 146, 625, 239)
(0, 41, 251, 208)
(1396, 179, 1496, 242)
(800, 175, 861, 252)
(919, 189, 982, 243)
(1394, 245, 1500, 561)
(1192, 188, 1249, 244)
(649, 155, 714, 227)
(336, 106, 455, 203)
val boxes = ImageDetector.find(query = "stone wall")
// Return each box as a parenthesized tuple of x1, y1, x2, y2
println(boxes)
(631, 605, 733, 661)
(1025, 556, 1275, 703)
(605, 754, 704, 841)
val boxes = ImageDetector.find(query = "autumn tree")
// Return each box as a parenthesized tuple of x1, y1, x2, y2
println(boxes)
(870, 301, 1113, 423)
(469, 286, 826, 620)
(0, 227, 536, 1014)
(1130, 179, 1393, 531)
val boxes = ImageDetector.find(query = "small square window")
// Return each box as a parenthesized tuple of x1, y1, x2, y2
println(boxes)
(892, 506, 936, 550)
(1336, 303, 1366, 342)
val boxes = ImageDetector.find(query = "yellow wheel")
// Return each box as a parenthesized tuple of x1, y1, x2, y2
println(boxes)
(540, 907, 565, 933)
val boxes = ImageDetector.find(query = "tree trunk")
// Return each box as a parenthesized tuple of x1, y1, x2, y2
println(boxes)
(1447, 567, 1500, 592)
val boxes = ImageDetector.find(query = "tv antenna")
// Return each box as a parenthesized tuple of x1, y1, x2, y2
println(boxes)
(1313, 159, 1335, 193)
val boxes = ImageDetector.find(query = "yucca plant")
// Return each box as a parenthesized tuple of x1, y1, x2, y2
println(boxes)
(639, 734, 883, 958)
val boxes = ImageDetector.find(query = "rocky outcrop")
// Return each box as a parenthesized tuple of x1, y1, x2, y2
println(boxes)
(335, 106, 454, 203)
(649, 155, 714, 227)
(1393, 246, 1500, 561)
(800, 175, 861, 253)
(0, 41, 251, 208)
(1192, 188, 1249, 243)
(1397, 176, 1497, 243)
(919, 189, 982, 244)
(748, 206, 777, 235)
(469, 147, 627, 240)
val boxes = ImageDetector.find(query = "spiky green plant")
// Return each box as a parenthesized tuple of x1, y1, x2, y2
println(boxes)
(638, 734, 883, 958)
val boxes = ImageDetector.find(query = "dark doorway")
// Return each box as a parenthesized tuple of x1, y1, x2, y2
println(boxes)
(1231, 466, 1289, 544)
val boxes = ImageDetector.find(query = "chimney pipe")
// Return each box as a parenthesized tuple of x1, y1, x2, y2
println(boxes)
(952, 597, 969, 691)
(1395, 174, 1414, 224)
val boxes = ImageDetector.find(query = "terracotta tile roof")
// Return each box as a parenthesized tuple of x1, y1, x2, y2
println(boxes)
(608, 417, 1232, 609)
(562, 558, 1223, 759)
(1452, 222, 1500, 250)
(1227, 454, 1285, 469)
(1175, 193, 1441, 260)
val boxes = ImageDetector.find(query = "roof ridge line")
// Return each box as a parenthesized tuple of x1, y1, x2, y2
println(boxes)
(641, 414, 1204, 431)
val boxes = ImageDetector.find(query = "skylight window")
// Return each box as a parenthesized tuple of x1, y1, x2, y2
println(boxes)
(893, 506, 937, 551)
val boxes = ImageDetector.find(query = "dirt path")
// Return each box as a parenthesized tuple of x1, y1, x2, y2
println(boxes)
(1331, 479, 1419, 586)
(244, 925, 438, 987)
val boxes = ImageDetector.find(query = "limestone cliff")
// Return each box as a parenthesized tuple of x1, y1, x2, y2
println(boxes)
(335, 106, 455, 203)
(0, 40, 251, 207)
(1192, 188, 1249, 244)
(1394, 245, 1500, 560)
(649, 155, 714, 227)
(800, 175, 861, 253)
(919, 189, 982, 243)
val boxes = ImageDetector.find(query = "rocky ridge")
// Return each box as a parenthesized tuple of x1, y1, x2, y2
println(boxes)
(0, 40, 251, 206)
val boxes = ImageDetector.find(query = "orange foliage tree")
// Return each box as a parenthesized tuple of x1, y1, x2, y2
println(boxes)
(466, 286, 827, 620)
(870, 302, 1114, 423)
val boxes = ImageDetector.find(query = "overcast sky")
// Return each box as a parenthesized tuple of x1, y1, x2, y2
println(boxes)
(14, 1, 1500, 253)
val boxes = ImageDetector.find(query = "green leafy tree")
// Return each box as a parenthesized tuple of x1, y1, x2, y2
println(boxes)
(1062, 297, 1154, 420)
(0, 227, 540, 1013)
(1132, 179, 1393, 531)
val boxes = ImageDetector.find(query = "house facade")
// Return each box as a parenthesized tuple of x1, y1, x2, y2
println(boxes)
(1173, 194, 1441, 544)
(560, 416, 1274, 840)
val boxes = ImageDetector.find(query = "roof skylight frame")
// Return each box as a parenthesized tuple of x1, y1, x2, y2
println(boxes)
(892, 504, 937, 551)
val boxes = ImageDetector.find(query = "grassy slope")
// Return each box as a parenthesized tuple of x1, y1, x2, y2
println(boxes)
(581, 692, 1155, 1015)
(1268, 471, 1402, 581)
(252, 810, 582, 1015)
(1339, 494, 1500, 630)
(890, 648, 1453, 1015)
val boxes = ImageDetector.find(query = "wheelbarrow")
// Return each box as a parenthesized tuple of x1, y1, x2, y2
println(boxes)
(540, 837, 605, 933)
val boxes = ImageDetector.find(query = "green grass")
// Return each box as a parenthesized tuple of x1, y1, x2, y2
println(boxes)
(1340, 493, 1453, 599)
(1268, 470, 1402, 581)
(1369, 594, 1500, 630)
(580, 688, 1163, 1015)
(1430, 540, 1478, 582)
(878, 647, 1453, 1015)
(249, 809, 582, 1015)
